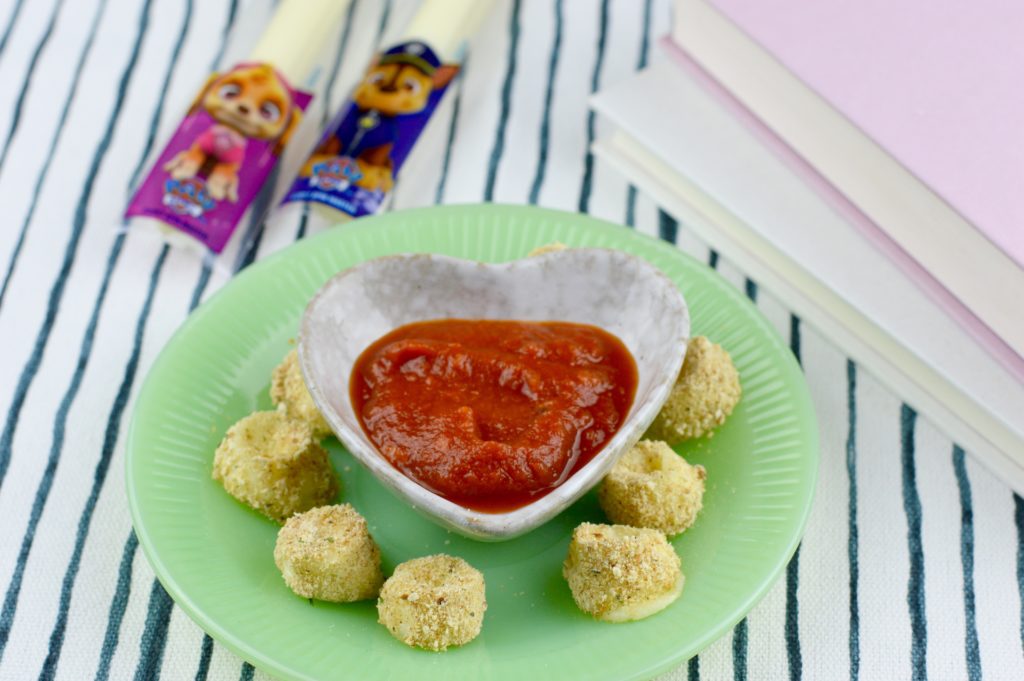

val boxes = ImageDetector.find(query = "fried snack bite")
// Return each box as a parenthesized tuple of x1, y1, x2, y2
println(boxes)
(527, 242, 568, 257)
(274, 504, 383, 602)
(377, 555, 487, 651)
(599, 440, 706, 536)
(212, 410, 338, 523)
(645, 336, 741, 443)
(270, 348, 332, 439)
(563, 523, 683, 622)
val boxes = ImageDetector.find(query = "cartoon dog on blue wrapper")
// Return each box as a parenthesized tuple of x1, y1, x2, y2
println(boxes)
(302, 41, 458, 193)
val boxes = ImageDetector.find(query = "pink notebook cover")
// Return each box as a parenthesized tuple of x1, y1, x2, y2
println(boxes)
(660, 36, 1024, 383)
(709, 0, 1024, 269)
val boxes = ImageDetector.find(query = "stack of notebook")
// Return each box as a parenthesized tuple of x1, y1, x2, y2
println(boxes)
(591, 0, 1024, 489)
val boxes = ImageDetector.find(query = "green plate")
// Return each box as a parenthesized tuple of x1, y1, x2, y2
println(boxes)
(127, 204, 817, 680)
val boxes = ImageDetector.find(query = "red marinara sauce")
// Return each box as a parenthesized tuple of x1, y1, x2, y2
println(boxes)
(350, 319, 638, 512)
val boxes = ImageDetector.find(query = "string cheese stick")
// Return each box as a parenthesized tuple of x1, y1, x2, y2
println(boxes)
(403, 0, 494, 61)
(250, 0, 352, 86)
(281, 0, 495, 221)
(125, 0, 352, 259)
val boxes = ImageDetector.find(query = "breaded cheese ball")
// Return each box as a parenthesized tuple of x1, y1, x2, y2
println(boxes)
(212, 410, 338, 523)
(599, 440, 706, 536)
(563, 523, 683, 622)
(527, 241, 568, 257)
(274, 504, 383, 602)
(377, 555, 487, 651)
(646, 336, 741, 443)
(270, 348, 332, 439)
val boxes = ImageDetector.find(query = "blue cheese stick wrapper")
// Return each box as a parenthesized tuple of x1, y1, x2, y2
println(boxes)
(282, 0, 494, 220)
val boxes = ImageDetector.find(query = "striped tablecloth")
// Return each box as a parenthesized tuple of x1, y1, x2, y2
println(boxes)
(0, 0, 1020, 679)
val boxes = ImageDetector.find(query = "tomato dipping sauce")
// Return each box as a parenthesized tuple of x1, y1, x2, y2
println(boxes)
(350, 320, 638, 512)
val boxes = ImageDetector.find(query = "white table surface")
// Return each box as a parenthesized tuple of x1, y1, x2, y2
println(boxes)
(0, 0, 1020, 679)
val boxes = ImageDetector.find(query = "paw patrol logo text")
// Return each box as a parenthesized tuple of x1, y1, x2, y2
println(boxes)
(308, 157, 363, 192)
(162, 178, 216, 218)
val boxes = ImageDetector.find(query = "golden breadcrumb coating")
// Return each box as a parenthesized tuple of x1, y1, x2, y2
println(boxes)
(599, 440, 706, 536)
(270, 348, 332, 439)
(274, 504, 383, 602)
(645, 336, 741, 443)
(212, 410, 338, 523)
(527, 242, 568, 257)
(563, 523, 683, 622)
(377, 555, 487, 651)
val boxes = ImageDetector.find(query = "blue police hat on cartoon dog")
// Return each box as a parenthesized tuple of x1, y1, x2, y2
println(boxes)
(378, 40, 442, 76)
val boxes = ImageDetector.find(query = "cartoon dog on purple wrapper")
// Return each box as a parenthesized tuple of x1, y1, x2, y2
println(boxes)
(302, 41, 458, 193)
(163, 63, 303, 202)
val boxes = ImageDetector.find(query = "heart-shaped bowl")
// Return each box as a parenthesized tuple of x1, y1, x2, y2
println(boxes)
(298, 248, 689, 540)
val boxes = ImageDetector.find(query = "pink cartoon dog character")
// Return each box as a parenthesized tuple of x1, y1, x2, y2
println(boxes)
(164, 63, 302, 202)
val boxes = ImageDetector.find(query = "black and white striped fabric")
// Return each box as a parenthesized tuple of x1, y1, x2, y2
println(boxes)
(0, 0, 1019, 679)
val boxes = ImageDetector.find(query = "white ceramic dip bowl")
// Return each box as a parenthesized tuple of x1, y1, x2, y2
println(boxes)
(298, 249, 689, 540)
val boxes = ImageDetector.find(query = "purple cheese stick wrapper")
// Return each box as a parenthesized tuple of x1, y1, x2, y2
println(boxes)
(126, 62, 312, 254)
